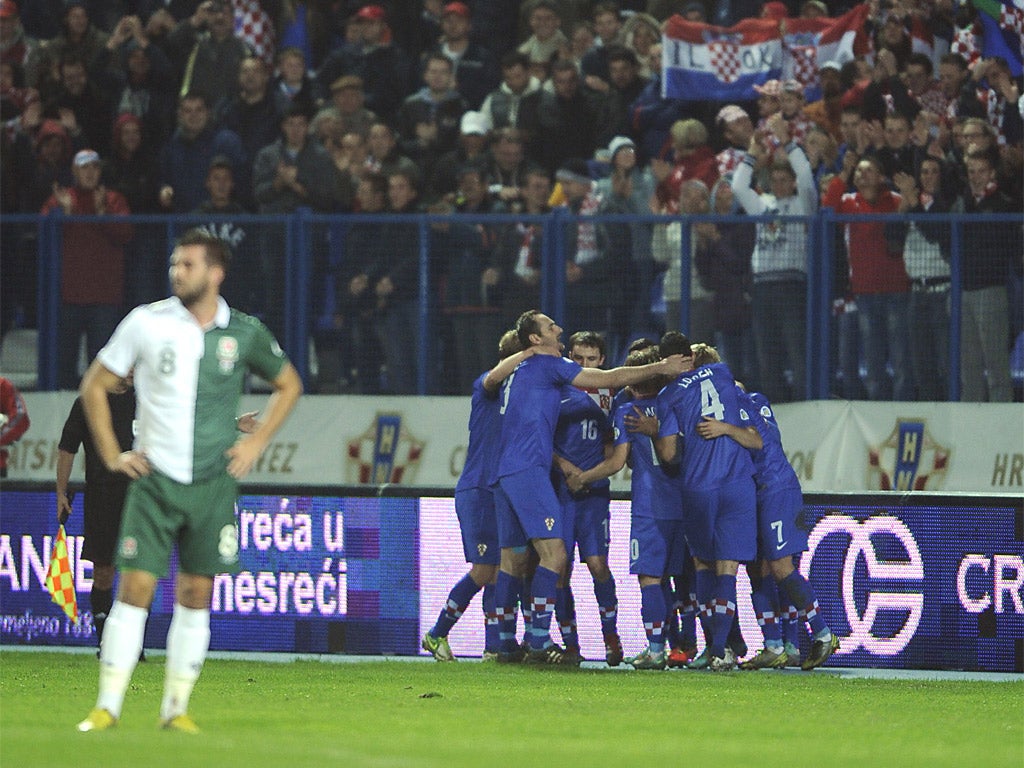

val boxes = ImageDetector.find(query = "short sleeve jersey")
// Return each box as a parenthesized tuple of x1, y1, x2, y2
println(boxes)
(97, 296, 288, 484)
(612, 397, 682, 520)
(553, 385, 612, 489)
(655, 362, 755, 489)
(58, 392, 136, 488)
(456, 372, 502, 492)
(497, 353, 582, 478)
(745, 390, 800, 491)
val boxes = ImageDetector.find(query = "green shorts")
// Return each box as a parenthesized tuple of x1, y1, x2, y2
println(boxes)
(116, 470, 240, 578)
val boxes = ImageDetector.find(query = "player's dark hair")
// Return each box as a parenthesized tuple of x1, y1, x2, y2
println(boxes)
(627, 337, 655, 354)
(176, 228, 232, 273)
(626, 346, 667, 397)
(569, 330, 605, 358)
(515, 309, 543, 349)
(659, 330, 692, 357)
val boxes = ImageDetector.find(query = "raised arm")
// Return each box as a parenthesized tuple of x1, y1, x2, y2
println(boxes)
(483, 347, 535, 394)
(573, 354, 689, 391)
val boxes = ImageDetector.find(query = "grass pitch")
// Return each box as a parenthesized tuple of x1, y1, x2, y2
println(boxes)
(1, 652, 1021, 768)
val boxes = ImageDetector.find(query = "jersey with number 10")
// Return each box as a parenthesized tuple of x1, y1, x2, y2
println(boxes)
(656, 362, 755, 490)
(497, 354, 583, 478)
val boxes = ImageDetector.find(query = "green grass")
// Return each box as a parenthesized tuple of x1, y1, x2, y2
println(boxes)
(2, 652, 1021, 767)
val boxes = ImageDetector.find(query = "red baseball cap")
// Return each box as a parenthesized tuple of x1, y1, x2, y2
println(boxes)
(443, 2, 470, 17)
(354, 4, 385, 21)
(0, 0, 19, 19)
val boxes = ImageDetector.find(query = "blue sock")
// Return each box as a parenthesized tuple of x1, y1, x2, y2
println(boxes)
(710, 573, 737, 659)
(556, 585, 579, 650)
(594, 576, 618, 638)
(661, 580, 680, 647)
(694, 568, 716, 649)
(749, 575, 783, 649)
(494, 570, 522, 653)
(680, 589, 698, 647)
(640, 584, 666, 653)
(482, 583, 499, 654)
(782, 603, 803, 648)
(528, 566, 559, 650)
(430, 574, 482, 639)
(778, 571, 829, 638)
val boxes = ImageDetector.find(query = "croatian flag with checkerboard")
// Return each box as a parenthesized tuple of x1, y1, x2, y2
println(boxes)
(662, 4, 869, 102)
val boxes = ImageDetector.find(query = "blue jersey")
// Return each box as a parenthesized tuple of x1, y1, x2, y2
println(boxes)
(554, 385, 612, 490)
(497, 354, 583, 477)
(745, 391, 800, 491)
(612, 397, 682, 520)
(655, 362, 755, 489)
(456, 372, 502, 492)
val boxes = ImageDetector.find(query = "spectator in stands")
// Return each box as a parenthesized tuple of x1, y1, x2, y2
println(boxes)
(653, 118, 718, 213)
(436, 164, 505, 393)
(597, 135, 658, 341)
(431, 2, 499, 111)
(274, 0, 332, 72)
(94, 15, 176, 150)
(536, 59, 599, 173)
(395, 52, 467, 185)
(804, 125, 841, 189)
(776, 79, 813, 147)
(484, 127, 529, 211)
(0, 375, 29, 478)
(874, 111, 925, 180)
(714, 104, 754, 178)
(563, 20, 595, 73)
(106, 112, 158, 214)
(825, 155, 912, 401)
(596, 45, 646, 148)
(889, 157, 958, 401)
(937, 53, 982, 124)
(31, 0, 108, 94)
(621, 13, 660, 80)
(518, 0, 566, 82)
(313, 74, 377, 140)
(44, 54, 111, 155)
(21, 117, 73, 212)
(215, 55, 280, 195)
(373, 169, 428, 394)
(270, 46, 318, 117)
(557, 157, 620, 341)
(479, 51, 542, 143)
(803, 60, 844, 141)
(630, 42, 688, 165)
(701, 174, 757, 385)
(166, 0, 249, 112)
(364, 120, 420, 183)
(325, 130, 368, 193)
(334, 172, 389, 394)
(903, 52, 948, 118)
(316, 4, 412, 121)
(41, 148, 133, 390)
(157, 91, 245, 213)
(0, 1, 39, 75)
(579, 2, 623, 93)
(960, 149, 1018, 402)
(485, 164, 550, 327)
(431, 109, 491, 198)
(967, 56, 1021, 148)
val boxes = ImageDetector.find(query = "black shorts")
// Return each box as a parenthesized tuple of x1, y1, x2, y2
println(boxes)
(81, 482, 129, 567)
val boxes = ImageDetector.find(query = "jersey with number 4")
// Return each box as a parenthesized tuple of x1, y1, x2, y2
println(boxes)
(656, 362, 755, 490)
(612, 397, 682, 520)
(97, 296, 288, 484)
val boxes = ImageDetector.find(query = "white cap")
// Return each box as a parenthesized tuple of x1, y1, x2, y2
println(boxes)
(607, 135, 636, 159)
(460, 110, 492, 136)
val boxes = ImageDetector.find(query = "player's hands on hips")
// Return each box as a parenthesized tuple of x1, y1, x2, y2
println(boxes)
(696, 416, 727, 440)
(226, 436, 265, 479)
(112, 450, 150, 478)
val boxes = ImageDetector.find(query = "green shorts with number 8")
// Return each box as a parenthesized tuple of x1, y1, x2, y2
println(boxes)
(116, 470, 240, 577)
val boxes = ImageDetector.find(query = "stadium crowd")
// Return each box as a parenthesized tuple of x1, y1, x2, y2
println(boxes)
(1, 0, 1021, 401)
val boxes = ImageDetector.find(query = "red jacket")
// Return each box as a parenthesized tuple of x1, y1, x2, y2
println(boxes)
(825, 182, 909, 295)
(0, 377, 30, 474)
(41, 186, 133, 305)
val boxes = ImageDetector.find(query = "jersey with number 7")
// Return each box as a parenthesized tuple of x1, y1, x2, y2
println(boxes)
(655, 362, 756, 490)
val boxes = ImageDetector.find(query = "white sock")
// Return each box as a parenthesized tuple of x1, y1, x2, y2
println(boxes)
(96, 601, 148, 719)
(160, 604, 211, 721)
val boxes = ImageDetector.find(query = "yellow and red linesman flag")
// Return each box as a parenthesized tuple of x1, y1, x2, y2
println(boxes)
(45, 525, 78, 623)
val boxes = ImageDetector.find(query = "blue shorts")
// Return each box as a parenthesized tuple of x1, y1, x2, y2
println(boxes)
(455, 487, 499, 565)
(629, 515, 688, 577)
(681, 477, 757, 563)
(496, 467, 564, 548)
(755, 483, 808, 561)
(561, 487, 611, 561)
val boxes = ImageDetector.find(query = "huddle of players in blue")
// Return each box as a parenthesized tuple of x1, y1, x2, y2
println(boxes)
(422, 310, 840, 672)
